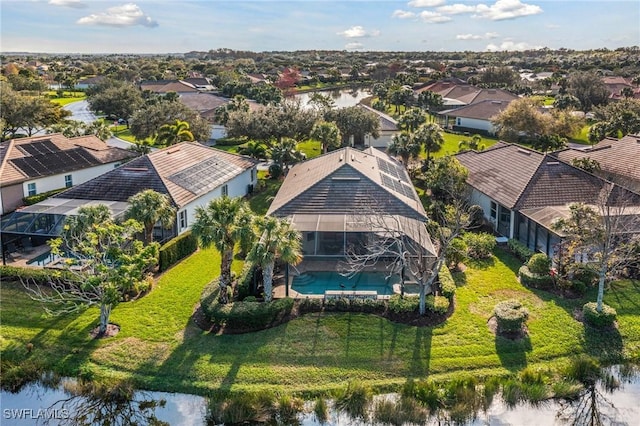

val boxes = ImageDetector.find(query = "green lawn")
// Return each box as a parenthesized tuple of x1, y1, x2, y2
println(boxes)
(2, 247, 638, 396)
(569, 124, 592, 145)
(432, 132, 498, 158)
(47, 91, 86, 106)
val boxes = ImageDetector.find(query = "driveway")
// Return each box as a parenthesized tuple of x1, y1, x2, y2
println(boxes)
(63, 100, 136, 150)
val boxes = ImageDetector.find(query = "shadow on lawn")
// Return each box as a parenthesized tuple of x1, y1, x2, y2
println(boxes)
(495, 333, 532, 372)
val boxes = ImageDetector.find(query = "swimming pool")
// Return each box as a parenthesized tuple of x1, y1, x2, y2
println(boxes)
(291, 271, 400, 296)
(26, 250, 61, 267)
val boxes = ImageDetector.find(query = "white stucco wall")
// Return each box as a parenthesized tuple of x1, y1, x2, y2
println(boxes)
(176, 167, 256, 234)
(469, 188, 496, 228)
(456, 117, 495, 134)
(210, 125, 227, 140)
(22, 163, 121, 198)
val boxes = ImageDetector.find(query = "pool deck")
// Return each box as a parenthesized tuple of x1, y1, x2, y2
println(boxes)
(2, 244, 51, 268)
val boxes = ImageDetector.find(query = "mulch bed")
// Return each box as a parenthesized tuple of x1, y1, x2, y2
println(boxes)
(89, 323, 120, 339)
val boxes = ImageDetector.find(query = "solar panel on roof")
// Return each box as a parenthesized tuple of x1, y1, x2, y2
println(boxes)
(168, 156, 242, 195)
(377, 157, 409, 183)
(21, 140, 58, 156)
(11, 148, 100, 178)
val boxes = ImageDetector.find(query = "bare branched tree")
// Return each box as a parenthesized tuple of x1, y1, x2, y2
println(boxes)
(553, 183, 640, 312)
(22, 205, 159, 335)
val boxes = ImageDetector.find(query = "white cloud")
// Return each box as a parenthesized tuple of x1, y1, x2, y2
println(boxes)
(437, 4, 477, 15)
(419, 10, 451, 23)
(49, 0, 87, 8)
(392, 9, 416, 19)
(337, 26, 379, 38)
(474, 0, 543, 21)
(486, 40, 544, 51)
(408, 0, 446, 7)
(456, 31, 500, 40)
(77, 3, 158, 28)
(345, 42, 363, 50)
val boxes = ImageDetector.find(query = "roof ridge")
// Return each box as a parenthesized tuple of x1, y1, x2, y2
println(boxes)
(511, 151, 546, 209)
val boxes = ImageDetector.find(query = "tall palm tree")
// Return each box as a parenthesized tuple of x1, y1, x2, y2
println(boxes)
(155, 119, 194, 146)
(271, 138, 304, 171)
(247, 217, 302, 302)
(388, 132, 421, 166)
(413, 122, 444, 166)
(310, 121, 341, 154)
(85, 120, 113, 141)
(125, 189, 176, 244)
(398, 107, 427, 133)
(191, 197, 253, 304)
(458, 134, 485, 152)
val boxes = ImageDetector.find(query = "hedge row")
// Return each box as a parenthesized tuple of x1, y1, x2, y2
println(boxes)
(23, 188, 67, 206)
(518, 265, 554, 289)
(438, 264, 456, 300)
(507, 239, 535, 262)
(204, 297, 295, 331)
(213, 137, 246, 146)
(388, 294, 449, 315)
(158, 231, 198, 272)
(462, 232, 496, 259)
(0, 265, 73, 284)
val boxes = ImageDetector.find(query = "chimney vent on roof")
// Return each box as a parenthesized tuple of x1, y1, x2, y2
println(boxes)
(339, 154, 343, 162)
(516, 148, 531, 155)
(547, 161, 560, 165)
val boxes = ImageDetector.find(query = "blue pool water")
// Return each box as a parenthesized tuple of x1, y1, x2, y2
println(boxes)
(26, 250, 61, 266)
(292, 271, 400, 296)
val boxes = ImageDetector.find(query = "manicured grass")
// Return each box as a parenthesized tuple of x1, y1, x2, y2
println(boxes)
(47, 91, 86, 106)
(432, 132, 498, 158)
(569, 124, 592, 145)
(2, 248, 638, 397)
(248, 172, 282, 215)
(297, 140, 322, 159)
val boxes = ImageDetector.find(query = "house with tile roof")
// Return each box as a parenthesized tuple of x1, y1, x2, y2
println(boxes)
(1, 142, 258, 251)
(358, 104, 400, 148)
(554, 134, 640, 192)
(139, 79, 200, 94)
(456, 143, 640, 257)
(0, 134, 136, 215)
(267, 146, 436, 276)
(438, 100, 511, 136)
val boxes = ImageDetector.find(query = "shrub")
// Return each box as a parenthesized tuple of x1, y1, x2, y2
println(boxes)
(349, 298, 386, 313)
(571, 265, 598, 286)
(468, 204, 485, 229)
(213, 137, 246, 146)
(23, 188, 66, 206)
(518, 265, 554, 289)
(158, 231, 198, 272)
(494, 299, 528, 333)
(388, 294, 419, 314)
(507, 239, 535, 262)
(334, 381, 372, 421)
(438, 264, 456, 300)
(432, 296, 450, 315)
(582, 302, 617, 328)
(268, 163, 283, 179)
(446, 238, 467, 269)
(235, 261, 256, 300)
(462, 232, 496, 259)
(0, 265, 73, 285)
(298, 298, 323, 313)
(527, 253, 551, 275)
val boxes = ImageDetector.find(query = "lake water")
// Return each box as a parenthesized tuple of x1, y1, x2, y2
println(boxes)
(293, 88, 371, 109)
(2, 365, 638, 425)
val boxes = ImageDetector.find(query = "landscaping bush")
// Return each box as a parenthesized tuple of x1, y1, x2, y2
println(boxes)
(298, 298, 323, 313)
(204, 298, 295, 331)
(446, 238, 467, 269)
(268, 163, 283, 179)
(349, 298, 386, 314)
(518, 265, 554, 289)
(388, 295, 419, 314)
(213, 137, 246, 146)
(507, 239, 535, 262)
(0, 265, 72, 285)
(462, 232, 496, 259)
(438, 264, 456, 300)
(158, 231, 197, 272)
(235, 262, 256, 300)
(23, 188, 67, 206)
(494, 299, 529, 333)
(582, 302, 617, 328)
(468, 204, 485, 229)
(432, 296, 450, 315)
(527, 253, 551, 275)
(571, 265, 598, 287)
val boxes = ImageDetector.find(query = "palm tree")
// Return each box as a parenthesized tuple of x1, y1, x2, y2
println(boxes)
(191, 197, 253, 304)
(458, 134, 485, 152)
(85, 120, 113, 141)
(310, 121, 341, 154)
(413, 122, 444, 166)
(155, 119, 194, 146)
(125, 189, 176, 244)
(271, 138, 305, 171)
(238, 140, 268, 161)
(398, 107, 427, 133)
(388, 132, 421, 166)
(247, 217, 302, 302)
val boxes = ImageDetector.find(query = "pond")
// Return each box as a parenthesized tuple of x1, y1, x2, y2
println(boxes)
(2, 365, 639, 425)
(293, 88, 371, 109)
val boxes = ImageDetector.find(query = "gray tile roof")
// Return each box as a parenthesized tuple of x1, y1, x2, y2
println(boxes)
(358, 104, 398, 131)
(439, 99, 512, 121)
(267, 147, 426, 220)
(554, 134, 640, 189)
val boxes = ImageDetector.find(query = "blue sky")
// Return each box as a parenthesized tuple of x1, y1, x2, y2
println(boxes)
(1, 1, 638, 53)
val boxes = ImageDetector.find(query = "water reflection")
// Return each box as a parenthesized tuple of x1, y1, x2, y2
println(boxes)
(294, 89, 371, 110)
(1, 363, 638, 425)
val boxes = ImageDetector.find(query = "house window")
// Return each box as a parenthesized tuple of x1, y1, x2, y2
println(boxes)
(490, 201, 497, 222)
(27, 182, 36, 196)
(221, 184, 228, 197)
(64, 174, 73, 188)
(457, 118, 461, 126)
(250, 168, 256, 182)
(179, 210, 187, 229)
